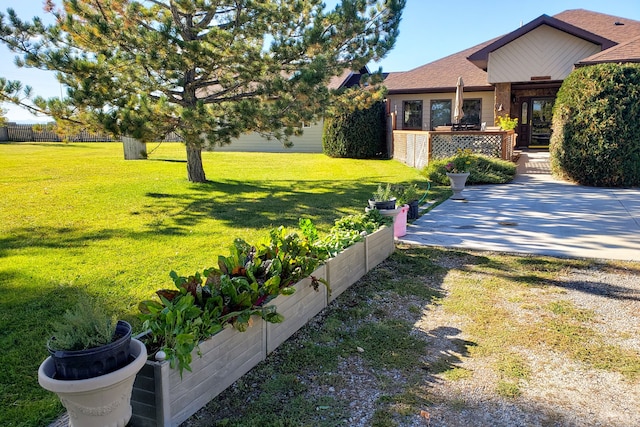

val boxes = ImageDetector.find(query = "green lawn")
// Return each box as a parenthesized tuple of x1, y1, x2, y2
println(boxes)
(0, 142, 428, 427)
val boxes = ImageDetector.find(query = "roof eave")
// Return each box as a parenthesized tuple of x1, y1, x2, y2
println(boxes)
(576, 59, 640, 67)
(467, 14, 618, 68)
(387, 85, 494, 95)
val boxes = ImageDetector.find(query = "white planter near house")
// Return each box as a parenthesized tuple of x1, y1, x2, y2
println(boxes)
(38, 338, 147, 427)
(364, 226, 395, 271)
(130, 321, 266, 427)
(325, 241, 366, 303)
(266, 265, 327, 354)
(446, 172, 470, 200)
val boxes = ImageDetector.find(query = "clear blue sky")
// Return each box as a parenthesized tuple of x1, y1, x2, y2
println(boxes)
(1, 0, 639, 122)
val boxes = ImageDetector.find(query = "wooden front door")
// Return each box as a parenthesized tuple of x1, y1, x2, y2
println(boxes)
(516, 99, 530, 148)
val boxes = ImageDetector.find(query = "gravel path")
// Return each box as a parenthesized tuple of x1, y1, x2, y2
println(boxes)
(181, 252, 639, 427)
(408, 261, 640, 427)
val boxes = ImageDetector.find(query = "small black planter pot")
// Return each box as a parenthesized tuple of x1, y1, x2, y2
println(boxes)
(48, 320, 132, 380)
(368, 198, 396, 210)
(407, 200, 419, 220)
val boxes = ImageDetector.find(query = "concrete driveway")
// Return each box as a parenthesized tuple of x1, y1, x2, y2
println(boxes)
(399, 152, 640, 262)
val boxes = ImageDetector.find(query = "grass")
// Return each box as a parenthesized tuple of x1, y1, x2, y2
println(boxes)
(185, 247, 640, 426)
(0, 142, 427, 427)
(4, 143, 635, 426)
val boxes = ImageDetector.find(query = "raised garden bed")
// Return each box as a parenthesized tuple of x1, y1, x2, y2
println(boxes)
(130, 230, 394, 426)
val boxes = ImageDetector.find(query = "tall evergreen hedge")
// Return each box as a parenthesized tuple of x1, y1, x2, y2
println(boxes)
(550, 63, 640, 187)
(322, 101, 387, 158)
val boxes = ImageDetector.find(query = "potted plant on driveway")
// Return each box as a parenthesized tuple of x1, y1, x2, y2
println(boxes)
(38, 303, 147, 427)
(445, 148, 477, 200)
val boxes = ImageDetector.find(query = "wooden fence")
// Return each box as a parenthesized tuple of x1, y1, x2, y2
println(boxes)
(392, 129, 516, 169)
(0, 124, 184, 143)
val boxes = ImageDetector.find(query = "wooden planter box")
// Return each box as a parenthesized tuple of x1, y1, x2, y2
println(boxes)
(266, 265, 327, 354)
(129, 230, 393, 426)
(365, 226, 395, 272)
(130, 320, 266, 427)
(325, 241, 366, 303)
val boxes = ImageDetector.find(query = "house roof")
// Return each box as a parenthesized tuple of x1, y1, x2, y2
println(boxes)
(577, 35, 640, 65)
(553, 9, 640, 44)
(467, 14, 617, 71)
(383, 40, 497, 94)
(328, 66, 371, 90)
(385, 9, 640, 94)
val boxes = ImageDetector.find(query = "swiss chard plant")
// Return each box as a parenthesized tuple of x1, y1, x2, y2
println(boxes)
(139, 225, 330, 373)
(139, 214, 390, 374)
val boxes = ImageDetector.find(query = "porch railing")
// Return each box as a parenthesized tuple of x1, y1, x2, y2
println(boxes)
(392, 130, 516, 169)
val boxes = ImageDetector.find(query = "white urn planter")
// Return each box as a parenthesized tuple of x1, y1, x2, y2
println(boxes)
(446, 172, 470, 200)
(38, 338, 147, 427)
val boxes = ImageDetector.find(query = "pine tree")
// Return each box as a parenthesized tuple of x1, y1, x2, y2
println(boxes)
(0, 0, 404, 182)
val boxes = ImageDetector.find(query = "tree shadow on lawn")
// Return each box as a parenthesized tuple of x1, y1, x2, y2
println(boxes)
(145, 178, 392, 231)
(0, 226, 120, 257)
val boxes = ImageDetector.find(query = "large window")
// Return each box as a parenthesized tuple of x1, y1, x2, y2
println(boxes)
(430, 99, 452, 130)
(460, 99, 482, 126)
(403, 101, 423, 129)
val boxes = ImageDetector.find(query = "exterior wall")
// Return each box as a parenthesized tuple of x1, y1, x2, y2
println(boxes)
(387, 91, 495, 131)
(215, 121, 324, 153)
(487, 25, 600, 83)
(494, 83, 512, 120)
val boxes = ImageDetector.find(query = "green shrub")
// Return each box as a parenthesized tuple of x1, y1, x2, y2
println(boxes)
(550, 63, 640, 187)
(422, 154, 516, 185)
(322, 101, 387, 158)
(49, 303, 117, 352)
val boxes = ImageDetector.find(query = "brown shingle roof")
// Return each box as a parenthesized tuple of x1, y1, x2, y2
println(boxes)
(384, 40, 496, 94)
(577, 35, 640, 65)
(553, 9, 640, 44)
(385, 9, 640, 93)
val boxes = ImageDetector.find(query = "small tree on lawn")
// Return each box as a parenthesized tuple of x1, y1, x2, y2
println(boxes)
(0, 105, 7, 127)
(0, 0, 405, 182)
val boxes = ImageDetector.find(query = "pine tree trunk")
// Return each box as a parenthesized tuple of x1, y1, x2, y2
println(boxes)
(186, 143, 206, 182)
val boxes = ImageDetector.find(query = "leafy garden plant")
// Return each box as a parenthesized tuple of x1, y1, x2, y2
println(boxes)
(138, 213, 392, 374)
(496, 115, 518, 130)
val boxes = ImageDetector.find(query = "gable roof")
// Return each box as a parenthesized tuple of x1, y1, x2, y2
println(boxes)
(467, 14, 616, 71)
(384, 9, 640, 95)
(384, 40, 496, 94)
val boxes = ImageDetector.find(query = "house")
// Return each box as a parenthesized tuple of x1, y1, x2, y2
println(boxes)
(384, 9, 640, 149)
(216, 67, 370, 153)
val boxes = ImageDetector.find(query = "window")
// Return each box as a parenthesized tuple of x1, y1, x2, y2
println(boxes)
(430, 100, 452, 130)
(460, 99, 482, 126)
(403, 101, 423, 129)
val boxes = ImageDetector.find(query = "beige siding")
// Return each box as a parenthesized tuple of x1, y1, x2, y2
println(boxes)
(387, 91, 495, 130)
(215, 121, 324, 152)
(487, 25, 600, 83)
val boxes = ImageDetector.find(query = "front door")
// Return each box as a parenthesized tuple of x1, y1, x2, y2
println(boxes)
(516, 99, 530, 148)
(530, 98, 554, 148)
